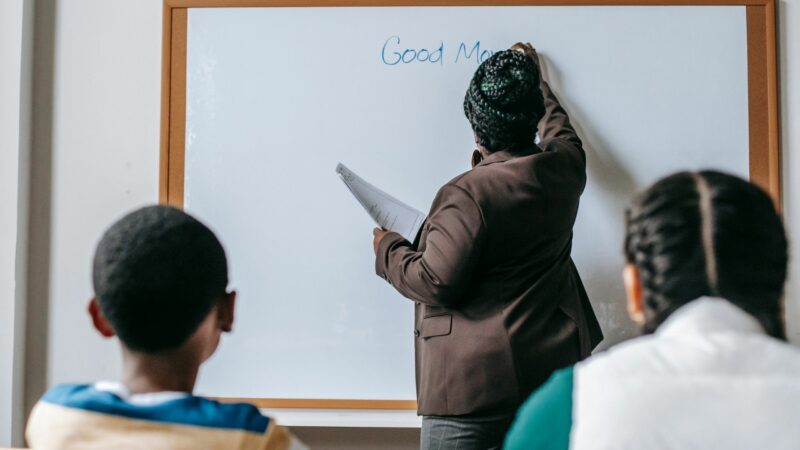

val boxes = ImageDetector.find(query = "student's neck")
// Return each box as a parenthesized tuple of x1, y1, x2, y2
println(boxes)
(121, 347, 200, 395)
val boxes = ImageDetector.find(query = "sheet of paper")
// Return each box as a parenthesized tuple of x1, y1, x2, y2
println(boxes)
(336, 163, 427, 242)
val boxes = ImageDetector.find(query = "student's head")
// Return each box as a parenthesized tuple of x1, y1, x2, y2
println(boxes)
(623, 171, 787, 339)
(88, 205, 235, 361)
(464, 49, 545, 153)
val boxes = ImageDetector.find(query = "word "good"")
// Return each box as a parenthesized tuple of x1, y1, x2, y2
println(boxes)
(381, 36, 496, 66)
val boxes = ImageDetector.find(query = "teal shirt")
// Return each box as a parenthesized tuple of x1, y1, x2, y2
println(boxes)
(504, 367, 574, 450)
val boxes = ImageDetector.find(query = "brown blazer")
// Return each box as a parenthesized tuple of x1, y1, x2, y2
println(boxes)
(375, 80, 603, 417)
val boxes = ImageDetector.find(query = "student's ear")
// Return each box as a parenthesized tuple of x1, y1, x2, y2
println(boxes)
(87, 297, 115, 338)
(217, 291, 236, 333)
(623, 264, 645, 325)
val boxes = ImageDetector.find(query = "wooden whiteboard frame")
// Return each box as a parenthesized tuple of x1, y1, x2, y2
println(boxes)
(160, 0, 781, 410)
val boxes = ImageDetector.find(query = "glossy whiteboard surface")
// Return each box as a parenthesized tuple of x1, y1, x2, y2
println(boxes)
(184, 6, 748, 399)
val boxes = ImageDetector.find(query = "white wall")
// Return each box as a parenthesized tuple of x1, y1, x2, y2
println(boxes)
(0, 0, 23, 443)
(0, 0, 31, 445)
(40, 0, 162, 389)
(2, 0, 797, 447)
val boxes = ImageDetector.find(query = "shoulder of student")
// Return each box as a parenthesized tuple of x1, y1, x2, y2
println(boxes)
(36, 385, 272, 433)
(504, 366, 574, 450)
(262, 422, 308, 450)
(570, 332, 800, 449)
(27, 385, 307, 450)
(579, 330, 800, 382)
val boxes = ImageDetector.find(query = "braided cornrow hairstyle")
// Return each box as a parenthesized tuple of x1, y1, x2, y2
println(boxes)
(463, 49, 545, 152)
(624, 171, 787, 339)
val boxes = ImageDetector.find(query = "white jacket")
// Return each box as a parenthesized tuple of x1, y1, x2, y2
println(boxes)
(572, 297, 800, 449)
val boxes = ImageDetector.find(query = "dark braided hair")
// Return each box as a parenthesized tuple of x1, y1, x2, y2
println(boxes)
(624, 171, 787, 339)
(464, 49, 545, 152)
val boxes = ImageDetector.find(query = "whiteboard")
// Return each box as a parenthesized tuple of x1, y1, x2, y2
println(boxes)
(183, 6, 749, 400)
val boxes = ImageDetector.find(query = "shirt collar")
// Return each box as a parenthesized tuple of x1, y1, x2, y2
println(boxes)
(94, 381, 191, 406)
(657, 297, 766, 339)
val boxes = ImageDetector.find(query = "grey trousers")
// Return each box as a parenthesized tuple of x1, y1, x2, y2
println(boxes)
(420, 414, 516, 450)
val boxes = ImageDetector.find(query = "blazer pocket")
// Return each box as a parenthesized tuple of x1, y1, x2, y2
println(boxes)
(420, 314, 452, 339)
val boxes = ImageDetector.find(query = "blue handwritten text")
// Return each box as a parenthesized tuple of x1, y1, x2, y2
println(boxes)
(381, 37, 497, 67)
(381, 36, 444, 66)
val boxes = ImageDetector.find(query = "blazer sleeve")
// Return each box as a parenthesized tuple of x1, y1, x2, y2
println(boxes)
(375, 184, 486, 307)
(538, 80, 585, 164)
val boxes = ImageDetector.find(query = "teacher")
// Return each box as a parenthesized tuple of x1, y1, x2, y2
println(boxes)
(372, 43, 603, 450)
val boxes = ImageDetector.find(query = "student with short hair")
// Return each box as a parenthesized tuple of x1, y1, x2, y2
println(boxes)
(26, 205, 306, 450)
(504, 171, 800, 450)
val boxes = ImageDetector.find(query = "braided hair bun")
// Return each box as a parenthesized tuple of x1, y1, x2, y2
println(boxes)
(464, 49, 545, 152)
(624, 171, 787, 339)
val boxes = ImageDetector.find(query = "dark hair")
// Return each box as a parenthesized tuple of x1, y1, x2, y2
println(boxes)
(624, 171, 787, 339)
(463, 50, 545, 152)
(92, 205, 229, 352)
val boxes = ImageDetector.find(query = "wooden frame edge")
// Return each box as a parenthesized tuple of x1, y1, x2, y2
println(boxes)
(164, 0, 771, 7)
(764, 0, 781, 208)
(160, 5, 188, 207)
(159, 0, 782, 409)
(168, 8, 188, 208)
(159, 2, 172, 203)
(218, 398, 418, 410)
(746, 0, 781, 208)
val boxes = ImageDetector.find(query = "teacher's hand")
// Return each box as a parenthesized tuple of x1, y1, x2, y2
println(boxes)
(511, 42, 541, 68)
(373, 228, 391, 254)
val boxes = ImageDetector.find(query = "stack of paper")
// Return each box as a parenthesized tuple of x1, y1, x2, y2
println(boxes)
(336, 163, 427, 242)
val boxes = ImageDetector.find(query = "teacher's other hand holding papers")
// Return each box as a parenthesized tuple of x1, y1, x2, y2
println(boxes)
(373, 228, 391, 254)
